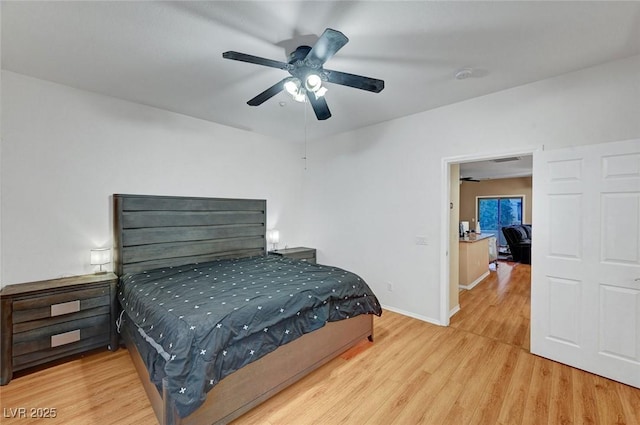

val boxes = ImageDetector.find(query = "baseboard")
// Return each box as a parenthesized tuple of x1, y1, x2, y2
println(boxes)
(449, 305, 460, 318)
(459, 270, 490, 290)
(381, 304, 442, 326)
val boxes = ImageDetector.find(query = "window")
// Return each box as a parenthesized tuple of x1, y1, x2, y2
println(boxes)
(477, 196, 524, 247)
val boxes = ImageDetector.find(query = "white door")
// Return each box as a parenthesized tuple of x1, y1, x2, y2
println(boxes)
(532, 139, 640, 388)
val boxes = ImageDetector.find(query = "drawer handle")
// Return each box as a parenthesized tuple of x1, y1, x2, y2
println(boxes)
(51, 300, 80, 317)
(51, 329, 81, 347)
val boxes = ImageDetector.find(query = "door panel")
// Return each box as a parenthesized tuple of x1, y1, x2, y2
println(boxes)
(532, 139, 640, 388)
(548, 194, 582, 258)
(598, 285, 639, 361)
(547, 276, 581, 347)
(601, 193, 640, 264)
(602, 153, 640, 179)
(548, 158, 583, 181)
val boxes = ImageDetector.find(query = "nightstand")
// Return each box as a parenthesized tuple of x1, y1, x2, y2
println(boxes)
(0, 273, 118, 385)
(271, 247, 317, 264)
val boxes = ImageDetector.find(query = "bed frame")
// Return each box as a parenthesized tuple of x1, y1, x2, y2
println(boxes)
(113, 194, 374, 425)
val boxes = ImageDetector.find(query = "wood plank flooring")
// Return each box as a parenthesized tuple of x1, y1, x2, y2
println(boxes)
(450, 260, 531, 351)
(1, 261, 638, 424)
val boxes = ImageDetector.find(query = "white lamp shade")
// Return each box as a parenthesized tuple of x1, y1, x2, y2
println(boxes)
(284, 79, 300, 96)
(305, 73, 322, 92)
(90, 248, 111, 265)
(268, 230, 280, 244)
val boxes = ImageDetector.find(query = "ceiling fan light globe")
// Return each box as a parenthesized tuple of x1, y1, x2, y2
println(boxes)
(284, 78, 301, 96)
(305, 73, 323, 92)
(314, 86, 328, 99)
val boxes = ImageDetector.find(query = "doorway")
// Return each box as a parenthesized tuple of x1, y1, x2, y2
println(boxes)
(440, 149, 534, 328)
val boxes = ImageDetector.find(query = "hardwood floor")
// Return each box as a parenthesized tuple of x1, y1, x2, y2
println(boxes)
(450, 260, 531, 351)
(1, 262, 638, 424)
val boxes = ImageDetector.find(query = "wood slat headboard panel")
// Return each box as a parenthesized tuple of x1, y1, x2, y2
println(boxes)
(113, 194, 267, 276)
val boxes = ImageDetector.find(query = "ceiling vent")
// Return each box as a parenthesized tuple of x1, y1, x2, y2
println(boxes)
(492, 157, 521, 163)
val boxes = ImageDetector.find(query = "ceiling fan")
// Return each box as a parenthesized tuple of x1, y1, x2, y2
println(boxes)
(222, 28, 385, 120)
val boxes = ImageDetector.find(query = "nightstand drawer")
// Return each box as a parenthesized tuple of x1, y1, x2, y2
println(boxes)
(13, 333, 110, 370)
(13, 307, 111, 336)
(13, 285, 109, 312)
(12, 286, 110, 322)
(13, 297, 110, 328)
(13, 314, 110, 364)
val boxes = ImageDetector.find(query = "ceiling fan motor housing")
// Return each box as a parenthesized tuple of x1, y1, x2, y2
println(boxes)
(288, 46, 326, 84)
(289, 46, 312, 65)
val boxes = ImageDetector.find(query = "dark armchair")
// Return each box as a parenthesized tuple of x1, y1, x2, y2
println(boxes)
(501, 224, 532, 264)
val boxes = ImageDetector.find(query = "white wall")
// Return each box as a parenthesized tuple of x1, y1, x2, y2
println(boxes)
(302, 54, 640, 323)
(1, 71, 305, 286)
(3, 55, 639, 320)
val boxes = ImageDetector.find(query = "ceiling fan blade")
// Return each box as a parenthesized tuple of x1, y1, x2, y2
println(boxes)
(308, 95, 331, 120)
(222, 51, 290, 71)
(324, 69, 384, 93)
(305, 28, 349, 66)
(247, 79, 287, 106)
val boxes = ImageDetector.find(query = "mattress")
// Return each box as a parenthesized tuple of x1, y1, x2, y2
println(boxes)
(117, 255, 381, 418)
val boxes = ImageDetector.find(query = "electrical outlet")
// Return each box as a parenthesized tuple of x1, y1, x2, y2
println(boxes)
(387, 282, 393, 292)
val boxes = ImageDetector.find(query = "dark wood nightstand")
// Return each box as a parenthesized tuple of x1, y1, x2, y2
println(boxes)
(271, 247, 317, 264)
(0, 273, 118, 385)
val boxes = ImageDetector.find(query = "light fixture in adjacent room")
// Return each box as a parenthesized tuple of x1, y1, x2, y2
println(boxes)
(90, 248, 111, 274)
(267, 229, 280, 251)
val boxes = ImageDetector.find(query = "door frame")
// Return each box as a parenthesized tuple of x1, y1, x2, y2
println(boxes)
(439, 146, 538, 326)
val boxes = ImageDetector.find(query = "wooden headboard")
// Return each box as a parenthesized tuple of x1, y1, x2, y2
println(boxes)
(113, 194, 266, 276)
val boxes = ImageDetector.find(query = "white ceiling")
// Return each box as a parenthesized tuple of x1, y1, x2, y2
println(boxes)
(3, 1, 640, 142)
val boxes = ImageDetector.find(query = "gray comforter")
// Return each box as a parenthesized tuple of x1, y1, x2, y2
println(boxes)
(118, 255, 381, 418)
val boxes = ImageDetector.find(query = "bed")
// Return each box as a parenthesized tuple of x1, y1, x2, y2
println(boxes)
(113, 194, 381, 425)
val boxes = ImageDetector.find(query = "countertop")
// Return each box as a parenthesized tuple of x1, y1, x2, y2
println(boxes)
(459, 233, 493, 243)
